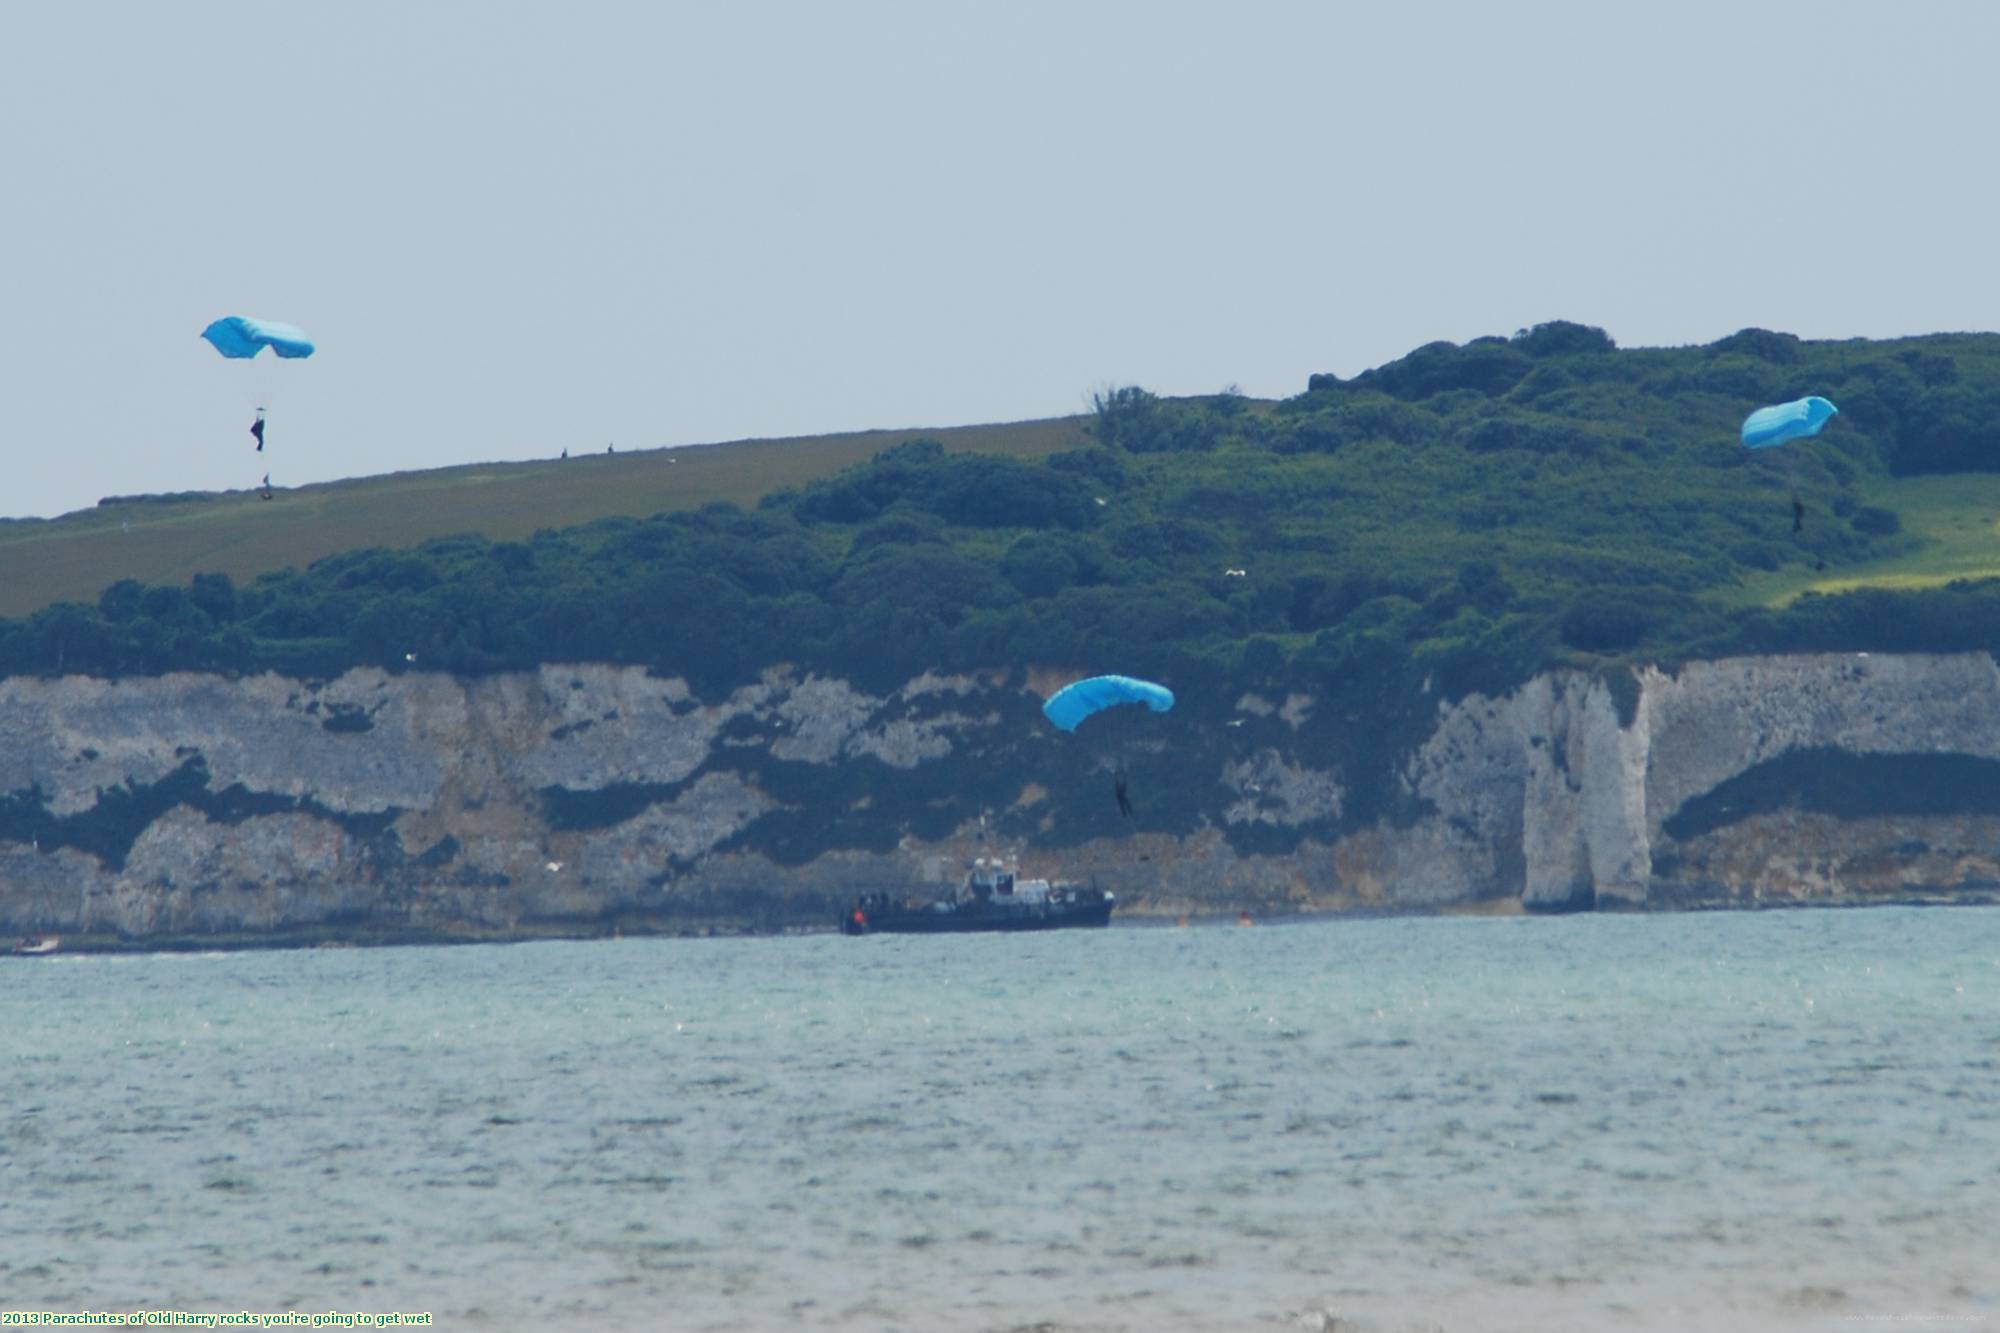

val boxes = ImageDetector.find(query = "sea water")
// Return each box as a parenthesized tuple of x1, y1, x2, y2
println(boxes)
(3, 907, 1997, 1332)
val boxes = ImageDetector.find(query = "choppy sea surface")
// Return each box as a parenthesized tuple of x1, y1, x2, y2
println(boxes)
(5, 907, 1998, 1332)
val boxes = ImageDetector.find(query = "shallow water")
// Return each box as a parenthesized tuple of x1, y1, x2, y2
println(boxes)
(4, 907, 1997, 1331)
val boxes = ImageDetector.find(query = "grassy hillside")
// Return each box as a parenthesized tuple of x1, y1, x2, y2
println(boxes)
(10, 320, 2000, 860)
(0, 417, 1091, 620)
(1730, 472, 2000, 608)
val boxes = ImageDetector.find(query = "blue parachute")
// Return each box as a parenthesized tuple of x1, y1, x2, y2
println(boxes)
(201, 316, 316, 360)
(1042, 675, 1176, 733)
(1741, 396, 1837, 449)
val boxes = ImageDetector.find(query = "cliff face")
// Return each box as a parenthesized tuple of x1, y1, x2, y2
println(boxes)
(4, 653, 1998, 944)
(1405, 653, 2000, 910)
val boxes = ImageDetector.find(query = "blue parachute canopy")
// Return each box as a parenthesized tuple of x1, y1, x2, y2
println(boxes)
(1042, 675, 1176, 733)
(1741, 396, 1837, 449)
(201, 316, 316, 360)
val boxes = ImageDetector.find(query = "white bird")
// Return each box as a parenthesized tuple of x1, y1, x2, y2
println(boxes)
(545, 861, 563, 873)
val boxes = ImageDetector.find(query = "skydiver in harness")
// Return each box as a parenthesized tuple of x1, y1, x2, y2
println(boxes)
(1113, 766, 1133, 818)
(250, 408, 266, 452)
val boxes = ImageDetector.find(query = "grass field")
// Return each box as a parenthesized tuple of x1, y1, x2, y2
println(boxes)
(1727, 473, 2000, 608)
(0, 417, 1092, 619)
(13, 399, 2000, 630)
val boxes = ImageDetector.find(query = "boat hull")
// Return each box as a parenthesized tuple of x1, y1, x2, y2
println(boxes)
(840, 896, 1113, 935)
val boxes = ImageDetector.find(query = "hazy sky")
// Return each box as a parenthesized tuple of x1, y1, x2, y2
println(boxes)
(4, 1, 1997, 520)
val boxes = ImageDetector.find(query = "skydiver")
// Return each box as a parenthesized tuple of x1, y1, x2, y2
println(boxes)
(560, 448, 568, 459)
(250, 409, 266, 452)
(259, 473, 273, 501)
(1792, 495, 1805, 534)
(1113, 767, 1133, 819)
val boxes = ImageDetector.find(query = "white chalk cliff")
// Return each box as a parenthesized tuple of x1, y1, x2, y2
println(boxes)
(4, 653, 1997, 944)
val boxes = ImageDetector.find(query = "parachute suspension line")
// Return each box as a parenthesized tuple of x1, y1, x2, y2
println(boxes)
(1040, 677, 1172, 823)
(1792, 442, 1807, 533)
(1740, 395, 1838, 539)
(202, 316, 314, 456)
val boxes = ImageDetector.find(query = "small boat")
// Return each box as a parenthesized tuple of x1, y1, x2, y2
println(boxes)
(841, 859, 1113, 935)
(13, 936, 60, 956)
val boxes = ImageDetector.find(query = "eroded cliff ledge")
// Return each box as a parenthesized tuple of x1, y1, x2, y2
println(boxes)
(4, 653, 1998, 945)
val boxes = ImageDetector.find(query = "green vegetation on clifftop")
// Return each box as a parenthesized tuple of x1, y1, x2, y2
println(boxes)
(8, 321, 2000, 830)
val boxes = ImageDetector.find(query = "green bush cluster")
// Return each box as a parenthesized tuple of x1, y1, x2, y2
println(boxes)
(7, 324, 2000, 806)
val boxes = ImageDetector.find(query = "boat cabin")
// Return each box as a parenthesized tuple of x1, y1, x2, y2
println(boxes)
(965, 858, 1057, 904)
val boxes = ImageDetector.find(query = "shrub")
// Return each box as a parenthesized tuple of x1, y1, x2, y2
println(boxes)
(1560, 598, 1653, 653)
(1346, 340, 1533, 400)
(1850, 505, 1901, 535)
(1512, 320, 1616, 358)
(1705, 328, 1802, 363)
(1001, 534, 1080, 598)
